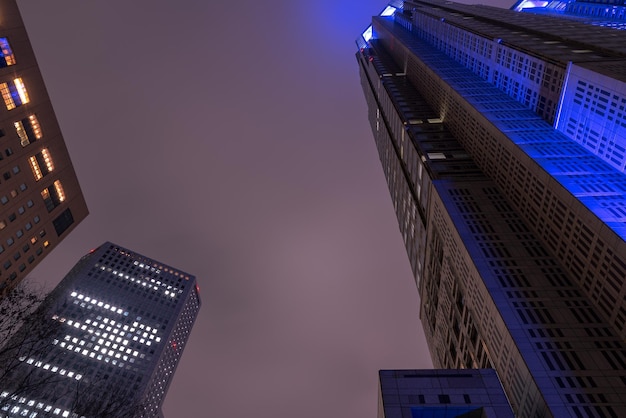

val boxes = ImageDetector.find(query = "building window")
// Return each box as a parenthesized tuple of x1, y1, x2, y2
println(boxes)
(15, 115, 42, 147)
(29, 149, 54, 181)
(0, 38, 15, 67)
(0, 78, 30, 110)
(41, 180, 65, 212)
(53, 208, 74, 237)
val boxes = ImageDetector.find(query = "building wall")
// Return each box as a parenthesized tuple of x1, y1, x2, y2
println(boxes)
(557, 61, 626, 171)
(398, 0, 626, 172)
(0, 242, 200, 418)
(378, 369, 515, 418)
(0, 0, 88, 295)
(373, 14, 626, 340)
(357, 10, 626, 417)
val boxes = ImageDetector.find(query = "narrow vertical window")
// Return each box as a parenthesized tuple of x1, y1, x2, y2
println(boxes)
(53, 180, 65, 202)
(28, 148, 54, 181)
(15, 115, 42, 147)
(0, 38, 15, 67)
(0, 78, 30, 110)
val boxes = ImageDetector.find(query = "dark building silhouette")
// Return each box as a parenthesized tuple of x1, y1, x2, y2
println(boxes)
(0, 242, 201, 417)
(357, 1, 626, 416)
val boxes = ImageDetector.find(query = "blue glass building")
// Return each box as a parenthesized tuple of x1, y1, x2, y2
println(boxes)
(378, 369, 514, 418)
(357, 1, 626, 417)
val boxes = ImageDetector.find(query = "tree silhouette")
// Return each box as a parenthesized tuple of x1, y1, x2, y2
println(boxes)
(0, 282, 146, 417)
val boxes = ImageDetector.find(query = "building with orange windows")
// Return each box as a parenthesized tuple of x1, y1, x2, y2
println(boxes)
(0, 0, 88, 294)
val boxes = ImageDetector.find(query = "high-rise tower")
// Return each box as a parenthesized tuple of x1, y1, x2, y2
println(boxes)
(0, 242, 201, 418)
(357, 1, 626, 417)
(513, 0, 626, 31)
(0, 0, 88, 295)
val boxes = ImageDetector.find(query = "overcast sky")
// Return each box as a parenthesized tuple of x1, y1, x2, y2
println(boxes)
(18, 0, 512, 416)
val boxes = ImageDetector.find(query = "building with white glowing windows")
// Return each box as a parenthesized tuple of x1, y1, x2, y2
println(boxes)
(0, 0, 88, 296)
(0, 242, 201, 418)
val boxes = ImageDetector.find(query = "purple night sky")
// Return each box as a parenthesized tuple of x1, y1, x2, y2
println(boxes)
(17, 0, 512, 416)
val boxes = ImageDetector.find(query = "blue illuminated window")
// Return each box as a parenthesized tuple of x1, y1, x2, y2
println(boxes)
(380, 5, 397, 16)
(0, 38, 15, 68)
(0, 78, 29, 110)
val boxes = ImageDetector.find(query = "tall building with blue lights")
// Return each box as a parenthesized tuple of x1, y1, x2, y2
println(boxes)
(0, 242, 201, 417)
(357, 1, 626, 417)
(514, 0, 626, 30)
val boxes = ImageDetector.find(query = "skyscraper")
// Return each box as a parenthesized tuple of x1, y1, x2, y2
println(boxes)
(357, 1, 626, 417)
(0, 0, 88, 296)
(0, 242, 201, 418)
(513, 0, 626, 31)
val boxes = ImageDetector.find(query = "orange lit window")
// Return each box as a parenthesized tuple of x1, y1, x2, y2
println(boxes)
(41, 180, 65, 212)
(53, 180, 65, 202)
(28, 149, 54, 181)
(0, 78, 29, 110)
(15, 115, 42, 147)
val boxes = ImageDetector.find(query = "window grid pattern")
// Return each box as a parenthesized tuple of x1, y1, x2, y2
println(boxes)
(558, 68, 626, 172)
(361, 14, 626, 418)
(373, 16, 626, 339)
(0, 243, 200, 418)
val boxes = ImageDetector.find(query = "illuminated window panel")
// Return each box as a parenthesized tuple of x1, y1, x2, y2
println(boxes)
(0, 78, 29, 110)
(54, 180, 65, 202)
(28, 149, 54, 181)
(15, 115, 42, 147)
(41, 180, 65, 212)
(0, 38, 15, 67)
